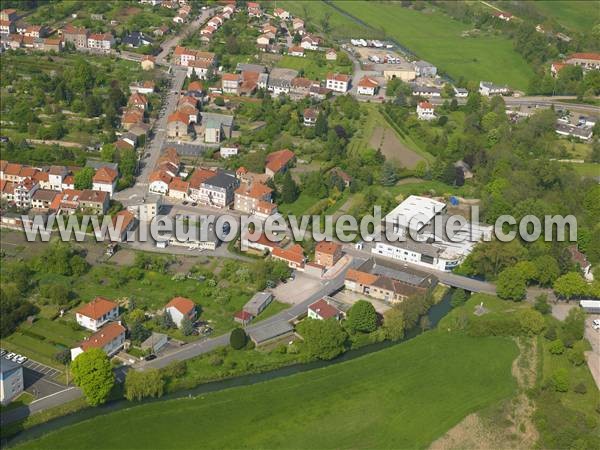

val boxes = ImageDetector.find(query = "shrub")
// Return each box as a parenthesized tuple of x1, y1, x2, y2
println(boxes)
(567, 342, 585, 366)
(550, 368, 569, 392)
(544, 326, 557, 341)
(230, 327, 247, 350)
(450, 288, 468, 307)
(574, 383, 587, 395)
(209, 354, 224, 366)
(346, 300, 377, 333)
(548, 339, 565, 355)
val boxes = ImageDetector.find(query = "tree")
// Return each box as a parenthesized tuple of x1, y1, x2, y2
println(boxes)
(382, 307, 405, 341)
(180, 316, 194, 336)
(100, 143, 116, 162)
(567, 341, 585, 366)
(280, 171, 299, 204)
(514, 260, 538, 284)
(533, 255, 560, 286)
(496, 267, 527, 301)
(230, 327, 247, 349)
(548, 339, 565, 355)
(517, 309, 545, 335)
(534, 294, 551, 315)
(380, 162, 398, 186)
(159, 311, 176, 329)
(74, 167, 95, 190)
(296, 318, 347, 360)
(124, 369, 164, 401)
(550, 368, 569, 392)
(41, 283, 69, 305)
(314, 111, 328, 137)
(553, 272, 588, 299)
(130, 321, 151, 343)
(346, 300, 377, 333)
(451, 288, 469, 307)
(71, 348, 114, 406)
(562, 307, 585, 343)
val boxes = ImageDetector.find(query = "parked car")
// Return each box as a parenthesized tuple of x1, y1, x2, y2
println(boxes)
(144, 354, 157, 361)
(15, 355, 28, 364)
(5, 352, 16, 360)
(592, 319, 600, 331)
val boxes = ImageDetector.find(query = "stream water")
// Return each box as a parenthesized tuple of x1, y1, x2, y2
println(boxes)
(5, 292, 454, 447)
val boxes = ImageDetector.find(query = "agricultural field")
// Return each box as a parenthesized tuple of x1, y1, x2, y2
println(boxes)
(331, 1, 534, 90)
(276, 53, 352, 81)
(15, 332, 518, 450)
(524, 1, 599, 33)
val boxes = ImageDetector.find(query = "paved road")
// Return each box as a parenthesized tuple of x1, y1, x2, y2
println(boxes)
(0, 387, 82, 426)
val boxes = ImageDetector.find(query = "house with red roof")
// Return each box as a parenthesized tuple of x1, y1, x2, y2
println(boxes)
(565, 53, 600, 71)
(234, 310, 253, 326)
(149, 170, 172, 194)
(272, 244, 305, 270)
(234, 181, 272, 214)
(76, 297, 120, 331)
(265, 149, 296, 177)
(109, 210, 137, 242)
(168, 177, 190, 200)
(70, 322, 126, 361)
(167, 111, 192, 140)
(315, 241, 343, 268)
(92, 167, 118, 195)
(326, 72, 350, 93)
(417, 101, 435, 121)
(165, 297, 196, 328)
(357, 76, 379, 96)
(308, 298, 343, 321)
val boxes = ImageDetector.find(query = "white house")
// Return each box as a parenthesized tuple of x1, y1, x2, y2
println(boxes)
(300, 34, 320, 50)
(70, 322, 126, 361)
(307, 298, 343, 321)
(220, 146, 239, 158)
(326, 73, 350, 93)
(164, 297, 196, 328)
(357, 76, 379, 96)
(149, 170, 172, 194)
(273, 8, 290, 20)
(75, 297, 119, 331)
(92, 167, 118, 196)
(479, 81, 510, 96)
(0, 359, 23, 405)
(453, 86, 469, 98)
(417, 101, 435, 120)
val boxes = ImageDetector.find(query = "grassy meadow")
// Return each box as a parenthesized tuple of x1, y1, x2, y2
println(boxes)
(14, 332, 518, 449)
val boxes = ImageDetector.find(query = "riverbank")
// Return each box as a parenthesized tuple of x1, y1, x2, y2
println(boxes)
(3, 289, 452, 446)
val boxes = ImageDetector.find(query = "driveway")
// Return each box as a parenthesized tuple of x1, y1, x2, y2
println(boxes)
(271, 273, 324, 305)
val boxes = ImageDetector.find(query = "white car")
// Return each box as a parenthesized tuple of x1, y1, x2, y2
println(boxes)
(5, 352, 16, 360)
(15, 355, 28, 364)
(592, 319, 600, 331)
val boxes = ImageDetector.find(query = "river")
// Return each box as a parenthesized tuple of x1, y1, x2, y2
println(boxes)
(4, 292, 454, 447)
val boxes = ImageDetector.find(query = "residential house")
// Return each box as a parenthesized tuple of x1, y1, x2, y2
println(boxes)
(357, 76, 379, 96)
(289, 46, 304, 57)
(0, 359, 23, 405)
(31, 189, 58, 210)
(272, 244, 305, 270)
(329, 167, 352, 187)
(265, 149, 295, 177)
(196, 170, 239, 208)
(555, 123, 593, 141)
(564, 53, 600, 71)
(479, 81, 510, 96)
(309, 85, 332, 100)
(453, 86, 469, 97)
(122, 31, 153, 48)
(168, 177, 190, 200)
(187, 59, 212, 79)
(273, 8, 290, 20)
(220, 145, 239, 158)
(92, 167, 118, 195)
(234, 181, 272, 214)
(315, 241, 342, 268)
(167, 111, 192, 140)
(61, 25, 88, 48)
(128, 92, 148, 111)
(0, 9, 18, 22)
(492, 11, 513, 21)
(300, 34, 320, 50)
(412, 85, 441, 98)
(247, 2, 262, 18)
(76, 297, 119, 331)
(234, 310, 253, 326)
(241, 231, 281, 253)
(325, 48, 337, 61)
(303, 108, 318, 127)
(200, 112, 234, 143)
(141, 55, 156, 71)
(417, 101, 435, 120)
(78, 189, 109, 214)
(0, 20, 15, 35)
(149, 170, 172, 194)
(50, 189, 83, 215)
(221, 73, 240, 95)
(24, 25, 49, 38)
(187, 167, 216, 201)
(70, 322, 126, 361)
(291, 77, 313, 97)
(256, 33, 271, 46)
(292, 18, 304, 34)
(307, 298, 343, 321)
(129, 80, 156, 94)
(13, 178, 38, 209)
(111, 209, 137, 242)
(164, 297, 196, 328)
(122, 109, 144, 130)
(267, 68, 298, 95)
(87, 33, 114, 51)
(326, 73, 350, 93)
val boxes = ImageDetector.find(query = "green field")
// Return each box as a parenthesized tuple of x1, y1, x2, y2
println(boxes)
(277, 53, 351, 81)
(528, 1, 599, 32)
(15, 332, 518, 450)
(330, 1, 534, 90)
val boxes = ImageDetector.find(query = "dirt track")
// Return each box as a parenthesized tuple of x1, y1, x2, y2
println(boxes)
(369, 126, 424, 168)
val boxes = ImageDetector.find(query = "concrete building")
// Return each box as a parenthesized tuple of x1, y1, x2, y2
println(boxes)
(0, 359, 23, 405)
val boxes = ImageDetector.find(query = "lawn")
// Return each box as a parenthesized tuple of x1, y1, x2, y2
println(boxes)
(331, 1, 534, 90)
(278, 192, 320, 216)
(277, 53, 351, 81)
(567, 162, 600, 178)
(15, 331, 518, 450)
(529, 1, 599, 33)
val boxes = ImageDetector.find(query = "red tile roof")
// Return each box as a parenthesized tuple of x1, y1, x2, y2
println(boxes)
(77, 297, 118, 320)
(168, 177, 190, 193)
(308, 298, 341, 320)
(358, 76, 378, 88)
(168, 111, 190, 124)
(165, 297, 195, 315)
(188, 168, 215, 188)
(315, 241, 341, 256)
(81, 322, 126, 352)
(265, 149, 295, 174)
(418, 101, 433, 109)
(327, 73, 350, 82)
(234, 310, 253, 321)
(345, 269, 378, 285)
(150, 170, 172, 184)
(272, 244, 304, 266)
(235, 181, 272, 199)
(567, 52, 600, 61)
(93, 167, 118, 184)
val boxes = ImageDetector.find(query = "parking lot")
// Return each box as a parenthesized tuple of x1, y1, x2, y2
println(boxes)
(2, 349, 67, 399)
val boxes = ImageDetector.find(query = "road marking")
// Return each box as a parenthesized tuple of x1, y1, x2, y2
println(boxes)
(29, 387, 78, 405)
